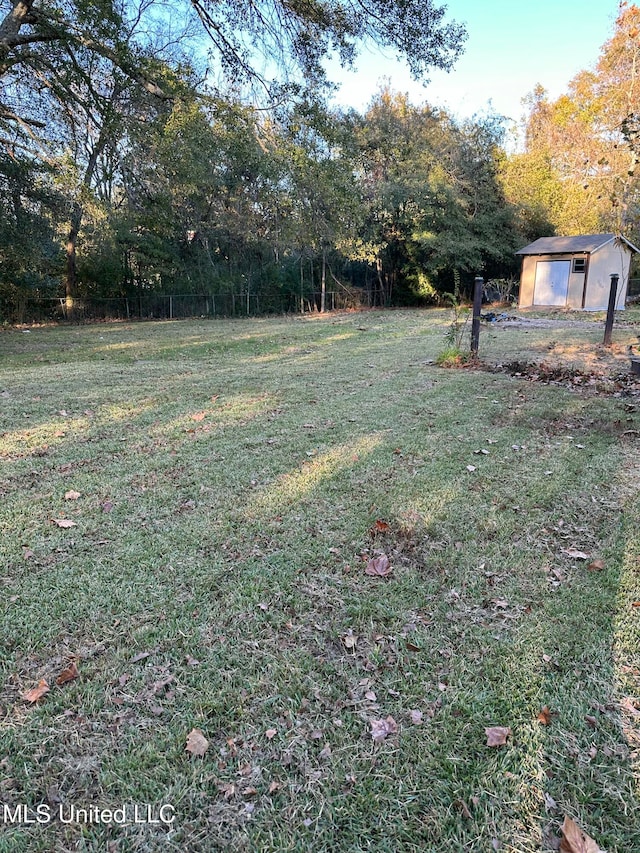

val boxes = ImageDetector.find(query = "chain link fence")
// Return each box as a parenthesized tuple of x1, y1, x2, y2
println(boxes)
(2, 288, 367, 325)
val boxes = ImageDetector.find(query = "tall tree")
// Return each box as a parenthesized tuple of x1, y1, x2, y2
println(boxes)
(352, 88, 517, 303)
(502, 4, 640, 241)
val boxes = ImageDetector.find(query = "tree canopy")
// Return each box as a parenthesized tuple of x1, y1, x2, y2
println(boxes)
(501, 3, 640, 242)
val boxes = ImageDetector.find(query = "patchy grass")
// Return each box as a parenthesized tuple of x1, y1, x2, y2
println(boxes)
(0, 309, 639, 852)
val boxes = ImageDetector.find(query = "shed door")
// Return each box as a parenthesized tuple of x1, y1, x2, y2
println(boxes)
(533, 260, 570, 306)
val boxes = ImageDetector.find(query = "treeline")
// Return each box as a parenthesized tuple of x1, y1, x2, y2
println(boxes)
(1, 1, 639, 320)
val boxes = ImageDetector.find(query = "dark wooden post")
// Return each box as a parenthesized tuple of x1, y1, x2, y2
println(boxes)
(470, 275, 484, 357)
(603, 273, 619, 346)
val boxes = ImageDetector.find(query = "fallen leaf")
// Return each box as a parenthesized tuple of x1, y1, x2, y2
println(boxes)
(587, 559, 605, 572)
(22, 679, 49, 703)
(537, 706, 554, 726)
(130, 651, 151, 663)
(559, 815, 601, 853)
(370, 716, 398, 742)
(485, 726, 511, 747)
(56, 661, 79, 686)
(185, 655, 200, 666)
(318, 743, 332, 760)
(268, 781, 281, 794)
(53, 518, 77, 529)
(218, 782, 235, 799)
(584, 714, 597, 729)
(101, 500, 114, 513)
(22, 547, 34, 561)
(265, 728, 277, 740)
(191, 411, 206, 421)
(454, 799, 472, 819)
(409, 709, 423, 725)
(466, 465, 477, 472)
(185, 728, 209, 757)
(365, 554, 392, 577)
(563, 548, 590, 560)
(64, 490, 81, 501)
(342, 631, 358, 649)
(372, 519, 390, 533)
(544, 792, 558, 812)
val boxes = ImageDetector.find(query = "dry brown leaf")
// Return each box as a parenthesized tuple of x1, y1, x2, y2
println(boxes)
(365, 554, 392, 577)
(537, 706, 554, 726)
(265, 728, 277, 740)
(409, 709, 423, 725)
(559, 816, 601, 853)
(191, 411, 206, 421)
(563, 548, 590, 560)
(485, 726, 511, 747)
(22, 679, 49, 703)
(454, 799, 472, 819)
(342, 631, 358, 649)
(372, 519, 390, 533)
(185, 728, 209, 757)
(318, 743, 332, 760)
(53, 518, 77, 529)
(587, 559, 605, 572)
(56, 661, 79, 686)
(370, 716, 398, 742)
(64, 490, 81, 501)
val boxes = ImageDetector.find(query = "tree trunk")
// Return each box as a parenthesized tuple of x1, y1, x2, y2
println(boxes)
(320, 245, 327, 313)
(65, 202, 82, 316)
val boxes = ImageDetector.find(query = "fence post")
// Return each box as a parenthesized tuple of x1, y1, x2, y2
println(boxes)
(603, 273, 619, 346)
(470, 275, 484, 357)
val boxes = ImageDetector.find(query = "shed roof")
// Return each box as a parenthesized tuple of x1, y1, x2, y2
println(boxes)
(516, 233, 640, 255)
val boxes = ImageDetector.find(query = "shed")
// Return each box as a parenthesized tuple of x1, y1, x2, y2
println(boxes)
(515, 233, 639, 311)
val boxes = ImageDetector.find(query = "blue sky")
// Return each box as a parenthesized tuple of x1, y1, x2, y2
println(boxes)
(326, 0, 621, 127)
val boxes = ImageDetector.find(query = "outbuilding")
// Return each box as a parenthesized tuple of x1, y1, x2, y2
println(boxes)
(515, 233, 639, 311)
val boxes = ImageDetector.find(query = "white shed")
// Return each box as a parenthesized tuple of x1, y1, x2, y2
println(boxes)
(515, 233, 639, 311)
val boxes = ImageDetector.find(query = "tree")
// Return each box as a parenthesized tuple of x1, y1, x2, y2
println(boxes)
(0, 0, 466, 97)
(503, 4, 640, 241)
(351, 88, 518, 303)
(271, 100, 361, 311)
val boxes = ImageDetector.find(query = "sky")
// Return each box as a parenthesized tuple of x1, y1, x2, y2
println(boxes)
(326, 0, 622, 130)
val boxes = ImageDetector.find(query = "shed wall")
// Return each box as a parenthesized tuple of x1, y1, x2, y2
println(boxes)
(582, 244, 629, 310)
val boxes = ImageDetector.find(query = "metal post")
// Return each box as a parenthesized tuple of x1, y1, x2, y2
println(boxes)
(470, 275, 484, 357)
(603, 273, 619, 346)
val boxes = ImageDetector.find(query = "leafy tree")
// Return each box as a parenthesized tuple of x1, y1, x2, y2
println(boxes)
(352, 88, 518, 303)
(503, 4, 640, 241)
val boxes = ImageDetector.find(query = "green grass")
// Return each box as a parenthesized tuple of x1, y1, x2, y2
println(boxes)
(0, 309, 639, 852)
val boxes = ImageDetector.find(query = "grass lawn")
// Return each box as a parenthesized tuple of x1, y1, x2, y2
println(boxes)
(0, 308, 639, 852)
